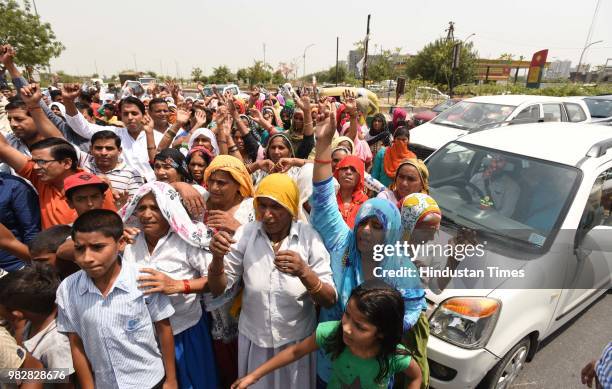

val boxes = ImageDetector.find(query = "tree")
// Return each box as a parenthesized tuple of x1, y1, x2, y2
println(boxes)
(368, 50, 395, 82)
(271, 70, 285, 85)
(92, 73, 99, 79)
(236, 68, 249, 84)
(246, 61, 272, 86)
(327, 64, 348, 84)
(278, 62, 295, 80)
(191, 67, 204, 82)
(146, 70, 158, 78)
(406, 38, 477, 89)
(0, 0, 64, 68)
(208, 65, 234, 84)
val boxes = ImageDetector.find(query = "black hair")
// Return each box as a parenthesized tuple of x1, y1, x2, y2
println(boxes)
(27, 225, 72, 254)
(265, 134, 295, 159)
(103, 103, 115, 111)
(5, 97, 30, 115)
(393, 126, 411, 140)
(154, 148, 192, 182)
(119, 96, 145, 115)
(72, 209, 124, 241)
(186, 148, 213, 166)
(75, 102, 94, 117)
(49, 89, 62, 101)
(0, 263, 60, 315)
(79, 91, 93, 105)
(91, 130, 121, 149)
(148, 98, 168, 111)
(324, 280, 406, 384)
(30, 137, 78, 170)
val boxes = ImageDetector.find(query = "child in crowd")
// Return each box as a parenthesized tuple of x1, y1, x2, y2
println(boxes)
(231, 279, 422, 389)
(28, 225, 79, 279)
(0, 264, 75, 388)
(56, 209, 178, 389)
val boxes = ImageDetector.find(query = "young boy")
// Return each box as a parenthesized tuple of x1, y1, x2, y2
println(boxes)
(0, 264, 75, 388)
(28, 225, 79, 279)
(56, 209, 178, 389)
(64, 172, 112, 216)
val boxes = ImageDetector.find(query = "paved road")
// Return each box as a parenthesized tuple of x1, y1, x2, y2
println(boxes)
(509, 291, 611, 389)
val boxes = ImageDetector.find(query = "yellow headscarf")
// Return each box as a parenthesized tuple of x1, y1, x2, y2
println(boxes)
(203, 155, 254, 198)
(254, 173, 299, 220)
(392, 158, 430, 194)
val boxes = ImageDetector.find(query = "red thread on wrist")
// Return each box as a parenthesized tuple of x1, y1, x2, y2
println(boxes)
(182, 279, 191, 293)
(314, 158, 332, 164)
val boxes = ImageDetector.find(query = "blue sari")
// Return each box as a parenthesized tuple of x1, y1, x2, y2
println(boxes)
(310, 177, 425, 383)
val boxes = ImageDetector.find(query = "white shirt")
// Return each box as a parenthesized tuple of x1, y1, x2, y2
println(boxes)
(65, 112, 164, 182)
(221, 220, 335, 348)
(122, 231, 208, 334)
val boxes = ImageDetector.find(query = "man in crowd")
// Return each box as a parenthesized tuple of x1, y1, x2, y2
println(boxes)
(148, 97, 170, 133)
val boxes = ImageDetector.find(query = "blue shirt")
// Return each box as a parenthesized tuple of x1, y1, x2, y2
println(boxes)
(0, 173, 40, 271)
(56, 261, 175, 389)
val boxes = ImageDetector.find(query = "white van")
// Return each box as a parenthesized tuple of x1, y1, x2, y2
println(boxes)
(422, 122, 611, 388)
(409, 95, 591, 160)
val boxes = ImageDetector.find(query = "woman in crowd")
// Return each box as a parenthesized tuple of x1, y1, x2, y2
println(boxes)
(366, 112, 392, 157)
(153, 148, 193, 184)
(248, 133, 308, 186)
(120, 181, 218, 389)
(309, 104, 426, 388)
(377, 158, 430, 207)
(207, 173, 337, 389)
(186, 146, 214, 186)
(334, 155, 369, 228)
(200, 155, 256, 388)
(371, 126, 416, 186)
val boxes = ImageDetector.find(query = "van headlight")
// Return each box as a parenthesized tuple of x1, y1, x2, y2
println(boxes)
(429, 297, 501, 349)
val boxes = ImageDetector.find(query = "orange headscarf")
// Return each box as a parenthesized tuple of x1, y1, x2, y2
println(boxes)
(383, 141, 416, 178)
(334, 155, 369, 228)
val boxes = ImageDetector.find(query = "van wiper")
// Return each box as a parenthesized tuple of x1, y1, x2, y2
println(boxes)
(434, 120, 470, 130)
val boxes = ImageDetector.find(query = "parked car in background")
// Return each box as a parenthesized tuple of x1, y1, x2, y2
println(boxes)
(582, 95, 612, 122)
(202, 84, 248, 100)
(424, 122, 612, 388)
(413, 98, 462, 126)
(409, 95, 591, 159)
(415, 86, 450, 102)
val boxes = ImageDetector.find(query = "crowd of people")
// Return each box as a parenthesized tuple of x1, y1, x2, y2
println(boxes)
(0, 42, 609, 389)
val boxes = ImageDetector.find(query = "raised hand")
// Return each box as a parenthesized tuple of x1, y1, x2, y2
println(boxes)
(295, 90, 311, 112)
(19, 84, 43, 108)
(342, 89, 357, 115)
(196, 82, 204, 93)
(0, 44, 16, 66)
(61, 83, 82, 102)
(249, 108, 264, 124)
(141, 114, 154, 133)
(175, 109, 190, 126)
(193, 110, 206, 129)
(314, 102, 336, 144)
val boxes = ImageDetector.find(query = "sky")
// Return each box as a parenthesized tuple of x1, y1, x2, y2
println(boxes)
(33, 0, 612, 78)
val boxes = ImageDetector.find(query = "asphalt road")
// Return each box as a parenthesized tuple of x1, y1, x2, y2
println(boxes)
(509, 291, 611, 389)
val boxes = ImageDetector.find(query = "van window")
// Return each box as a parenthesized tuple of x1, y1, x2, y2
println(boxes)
(564, 103, 587, 122)
(543, 104, 563, 122)
(515, 105, 540, 121)
(578, 168, 612, 234)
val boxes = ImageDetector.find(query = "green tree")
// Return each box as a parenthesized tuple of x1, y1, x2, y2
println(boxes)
(146, 70, 158, 78)
(368, 50, 395, 82)
(271, 70, 285, 85)
(191, 67, 204, 82)
(327, 64, 348, 84)
(209, 65, 234, 84)
(0, 0, 64, 68)
(245, 61, 273, 86)
(406, 38, 477, 89)
(236, 68, 249, 84)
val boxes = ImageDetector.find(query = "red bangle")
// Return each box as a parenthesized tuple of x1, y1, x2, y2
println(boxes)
(182, 279, 191, 294)
(314, 158, 332, 164)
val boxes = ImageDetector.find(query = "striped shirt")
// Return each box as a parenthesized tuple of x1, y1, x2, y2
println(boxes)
(596, 342, 612, 389)
(56, 261, 175, 389)
(83, 158, 144, 197)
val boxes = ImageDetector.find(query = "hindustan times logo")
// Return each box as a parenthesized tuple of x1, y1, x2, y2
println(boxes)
(372, 241, 486, 262)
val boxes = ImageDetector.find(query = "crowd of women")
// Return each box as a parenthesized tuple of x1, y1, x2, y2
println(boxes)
(0, 43, 451, 388)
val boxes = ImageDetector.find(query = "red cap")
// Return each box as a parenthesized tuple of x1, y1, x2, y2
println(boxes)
(64, 172, 109, 195)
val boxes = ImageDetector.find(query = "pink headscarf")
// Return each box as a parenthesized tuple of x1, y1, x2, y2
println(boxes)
(392, 108, 407, 131)
(341, 122, 373, 164)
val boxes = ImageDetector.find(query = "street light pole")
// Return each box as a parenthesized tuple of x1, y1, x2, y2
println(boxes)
(576, 40, 603, 81)
(303, 44, 315, 79)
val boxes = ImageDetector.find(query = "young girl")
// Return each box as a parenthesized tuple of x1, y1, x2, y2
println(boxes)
(230, 280, 422, 389)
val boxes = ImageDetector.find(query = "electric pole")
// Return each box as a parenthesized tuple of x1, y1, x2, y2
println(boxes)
(362, 14, 371, 88)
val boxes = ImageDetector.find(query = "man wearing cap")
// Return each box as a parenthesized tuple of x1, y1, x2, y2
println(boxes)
(64, 172, 112, 216)
(0, 135, 116, 229)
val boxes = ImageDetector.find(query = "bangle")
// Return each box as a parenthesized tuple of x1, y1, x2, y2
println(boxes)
(208, 264, 225, 277)
(182, 279, 191, 293)
(314, 158, 332, 164)
(307, 279, 323, 294)
(165, 131, 177, 138)
(218, 140, 228, 144)
(147, 146, 156, 150)
(229, 146, 239, 153)
(303, 121, 313, 127)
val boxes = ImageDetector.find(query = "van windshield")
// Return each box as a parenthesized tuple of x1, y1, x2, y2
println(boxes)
(427, 142, 579, 248)
(433, 101, 516, 131)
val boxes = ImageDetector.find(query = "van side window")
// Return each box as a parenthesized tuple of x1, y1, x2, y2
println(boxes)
(564, 103, 587, 122)
(515, 105, 539, 121)
(578, 168, 612, 236)
(543, 104, 563, 122)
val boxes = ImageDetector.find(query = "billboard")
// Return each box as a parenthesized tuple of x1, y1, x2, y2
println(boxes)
(526, 49, 548, 88)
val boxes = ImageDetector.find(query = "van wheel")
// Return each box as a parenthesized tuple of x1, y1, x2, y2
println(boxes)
(479, 337, 530, 389)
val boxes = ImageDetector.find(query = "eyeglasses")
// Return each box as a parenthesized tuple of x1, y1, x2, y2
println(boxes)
(32, 158, 58, 167)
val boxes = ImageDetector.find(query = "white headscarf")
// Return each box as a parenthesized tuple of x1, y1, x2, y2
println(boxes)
(49, 102, 66, 117)
(187, 128, 220, 156)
